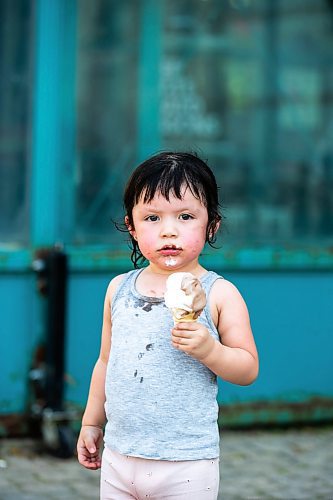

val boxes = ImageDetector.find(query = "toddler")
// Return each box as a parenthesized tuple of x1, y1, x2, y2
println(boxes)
(77, 152, 259, 499)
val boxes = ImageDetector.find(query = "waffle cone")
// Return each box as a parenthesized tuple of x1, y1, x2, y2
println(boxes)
(172, 310, 198, 324)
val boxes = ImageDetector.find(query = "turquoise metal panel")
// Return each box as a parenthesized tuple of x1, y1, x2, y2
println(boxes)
(0, 249, 32, 272)
(0, 275, 38, 414)
(64, 270, 333, 427)
(1, 266, 332, 426)
(57, 0, 77, 245)
(31, 0, 76, 246)
(1, 0, 333, 431)
(137, 0, 162, 161)
(65, 274, 113, 406)
(217, 271, 333, 425)
(0, 0, 77, 434)
(219, 272, 333, 401)
(1, 246, 333, 273)
(31, 0, 64, 245)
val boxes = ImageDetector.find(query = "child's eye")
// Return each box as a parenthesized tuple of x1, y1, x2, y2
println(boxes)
(179, 213, 194, 220)
(145, 215, 159, 222)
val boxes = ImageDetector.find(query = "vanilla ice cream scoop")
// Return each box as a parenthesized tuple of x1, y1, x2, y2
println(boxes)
(164, 272, 206, 323)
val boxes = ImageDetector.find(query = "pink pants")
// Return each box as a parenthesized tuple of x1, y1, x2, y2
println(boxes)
(100, 446, 219, 500)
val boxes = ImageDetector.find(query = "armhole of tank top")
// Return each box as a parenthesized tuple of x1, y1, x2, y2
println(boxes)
(110, 269, 137, 317)
(204, 275, 224, 339)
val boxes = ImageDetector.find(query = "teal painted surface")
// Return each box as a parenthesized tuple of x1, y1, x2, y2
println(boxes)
(1, 245, 333, 273)
(0, 275, 38, 414)
(63, 270, 333, 417)
(65, 274, 112, 406)
(137, 0, 162, 161)
(0, 0, 77, 422)
(1, 267, 332, 425)
(31, 0, 65, 244)
(217, 271, 333, 405)
(1, 0, 333, 429)
(31, 0, 76, 245)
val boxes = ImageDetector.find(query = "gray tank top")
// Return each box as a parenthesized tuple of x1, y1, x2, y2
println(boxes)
(104, 269, 222, 460)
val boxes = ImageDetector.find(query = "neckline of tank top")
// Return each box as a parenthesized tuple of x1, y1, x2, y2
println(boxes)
(130, 268, 213, 303)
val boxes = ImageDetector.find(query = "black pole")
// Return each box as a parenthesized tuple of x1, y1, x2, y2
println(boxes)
(45, 249, 68, 411)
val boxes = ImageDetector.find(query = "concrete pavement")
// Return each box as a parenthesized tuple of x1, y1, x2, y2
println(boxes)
(0, 426, 332, 499)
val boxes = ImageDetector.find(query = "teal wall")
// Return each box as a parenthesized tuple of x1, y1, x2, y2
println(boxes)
(2, 268, 332, 426)
(1, 0, 333, 429)
(1, 275, 35, 414)
(64, 270, 333, 425)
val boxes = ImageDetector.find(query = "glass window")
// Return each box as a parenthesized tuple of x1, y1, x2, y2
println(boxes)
(75, 0, 140, 244)
(0, 1, 31, 244)
(161, 0, 333, 246)
(75, 0, 333, 248)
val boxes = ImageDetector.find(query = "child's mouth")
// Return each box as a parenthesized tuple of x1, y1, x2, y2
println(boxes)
(158, 245, 181, 256)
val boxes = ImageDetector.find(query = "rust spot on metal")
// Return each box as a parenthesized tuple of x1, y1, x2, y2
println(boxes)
(0, 414, 29, 437)
(218, 396, 333, 429)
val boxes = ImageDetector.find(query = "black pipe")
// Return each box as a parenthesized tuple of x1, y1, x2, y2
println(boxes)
(44, 249, 68, 411)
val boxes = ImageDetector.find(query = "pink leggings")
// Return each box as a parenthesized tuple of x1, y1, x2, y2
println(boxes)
(100, 446, 219, 500)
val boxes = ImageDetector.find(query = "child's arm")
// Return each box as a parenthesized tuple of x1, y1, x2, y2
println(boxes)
(171, 279, 259, 385)
(77, 275, 123, 469)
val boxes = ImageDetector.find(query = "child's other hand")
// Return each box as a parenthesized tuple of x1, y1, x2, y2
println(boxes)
(171, 322, 215, 361)
(77, 425, 103, 470)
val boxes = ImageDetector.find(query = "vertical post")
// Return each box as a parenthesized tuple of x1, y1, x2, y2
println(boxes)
(45, 249, 68, 410)
(137, 0, 163, 161)
(30, 0, 76, 246)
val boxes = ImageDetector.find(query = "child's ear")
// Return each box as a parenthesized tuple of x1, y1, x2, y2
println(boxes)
(214, 219, 221, 234)
(209, 219, 221, 239)
(125, 216, 137, 240)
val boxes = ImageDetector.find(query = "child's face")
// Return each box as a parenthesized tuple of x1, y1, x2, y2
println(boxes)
(129, 188, 209, 272)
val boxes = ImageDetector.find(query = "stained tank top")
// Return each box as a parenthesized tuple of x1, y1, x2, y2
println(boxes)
(104, 269, 223, 461)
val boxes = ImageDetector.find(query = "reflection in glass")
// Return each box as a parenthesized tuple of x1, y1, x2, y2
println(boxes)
(75, 0, 333, 247)
(0, 1, 31, 243)
(75, 0, 140, 243)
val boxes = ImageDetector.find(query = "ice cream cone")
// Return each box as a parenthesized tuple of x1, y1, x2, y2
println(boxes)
(165, 272, 206, 324)
(172, 310, 198, 324)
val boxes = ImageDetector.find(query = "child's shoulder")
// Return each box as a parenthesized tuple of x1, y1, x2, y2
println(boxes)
(106, 270, 133, 301)
(210, 275, 247, 305)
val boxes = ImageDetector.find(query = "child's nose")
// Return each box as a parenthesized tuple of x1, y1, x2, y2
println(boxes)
(160, 219, 178, 238)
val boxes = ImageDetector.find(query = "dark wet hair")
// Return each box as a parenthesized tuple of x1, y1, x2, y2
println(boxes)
(120, 151, 222, 268)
